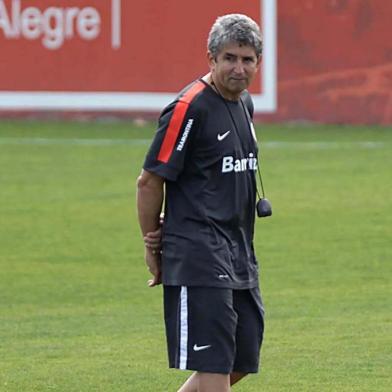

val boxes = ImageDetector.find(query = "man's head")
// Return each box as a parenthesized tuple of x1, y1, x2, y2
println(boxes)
(207, 14, 263, 100)
(207, 14, 263, 59)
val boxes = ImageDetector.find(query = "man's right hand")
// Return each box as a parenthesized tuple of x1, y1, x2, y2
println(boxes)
(145, 248, 162, 287)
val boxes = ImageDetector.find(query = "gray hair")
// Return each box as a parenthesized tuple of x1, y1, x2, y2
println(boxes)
(207, 14, 263, 58)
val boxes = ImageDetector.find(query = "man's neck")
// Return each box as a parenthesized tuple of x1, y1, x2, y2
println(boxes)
(204, 73, 240, 101)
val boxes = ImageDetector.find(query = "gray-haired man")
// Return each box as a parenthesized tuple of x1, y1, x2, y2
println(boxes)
(137, 14, 265, 391)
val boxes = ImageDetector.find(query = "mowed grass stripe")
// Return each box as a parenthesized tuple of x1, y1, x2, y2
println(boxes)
(0, 136, 388, 149)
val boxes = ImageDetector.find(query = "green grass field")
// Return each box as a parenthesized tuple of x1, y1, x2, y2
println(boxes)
(0, 120, 391, 391)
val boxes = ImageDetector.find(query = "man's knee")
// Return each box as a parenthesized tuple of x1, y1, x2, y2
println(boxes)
(198, 372, 230, 392)
(230, 372, 248, 385)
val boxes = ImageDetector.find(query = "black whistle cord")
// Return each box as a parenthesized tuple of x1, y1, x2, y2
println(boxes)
(211, 79, 267, 200)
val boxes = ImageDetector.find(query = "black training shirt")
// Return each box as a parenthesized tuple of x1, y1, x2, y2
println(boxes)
(143, 79, 260, 289)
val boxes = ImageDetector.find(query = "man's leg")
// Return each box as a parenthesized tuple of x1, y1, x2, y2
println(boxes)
(177, 372, 198, 392)
(230, 372, 247, 385)
(198, 373, 230, 392)
(177, 371, 247, 392)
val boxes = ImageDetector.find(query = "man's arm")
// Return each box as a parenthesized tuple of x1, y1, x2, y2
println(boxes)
(144, 213, 164, 250)
(136, 169, 165, 287)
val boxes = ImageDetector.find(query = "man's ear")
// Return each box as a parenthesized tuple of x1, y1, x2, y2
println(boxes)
(256, 55, 262, 68)
(207, 51, 216, 70)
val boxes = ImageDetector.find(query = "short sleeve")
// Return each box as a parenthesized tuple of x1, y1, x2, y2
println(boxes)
(143, 80, 206, 181)
(143, 99, 202, 181)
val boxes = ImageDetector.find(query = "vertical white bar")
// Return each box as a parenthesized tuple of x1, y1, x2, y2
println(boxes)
(111, 0, 121, 49)
(179, 286, 188, 370)
(261, 0, 277, 111)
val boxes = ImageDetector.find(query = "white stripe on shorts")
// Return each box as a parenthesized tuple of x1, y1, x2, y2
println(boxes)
(179, 286, 188, 370)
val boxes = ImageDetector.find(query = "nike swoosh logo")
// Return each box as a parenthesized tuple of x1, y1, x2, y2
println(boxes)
(217, 131, 231, 141)
(193, 344, 211, 352)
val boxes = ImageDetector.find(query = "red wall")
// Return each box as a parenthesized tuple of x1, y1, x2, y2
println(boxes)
(0, 0, 391, 124)
(264, 0, 392, 124)
(0, 0, 260, 93)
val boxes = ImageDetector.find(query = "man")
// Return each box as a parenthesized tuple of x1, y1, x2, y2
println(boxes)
(137, 14, 265, 392)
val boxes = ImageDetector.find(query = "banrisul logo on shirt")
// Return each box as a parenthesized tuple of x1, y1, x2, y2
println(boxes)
(222, 153, 257, 173)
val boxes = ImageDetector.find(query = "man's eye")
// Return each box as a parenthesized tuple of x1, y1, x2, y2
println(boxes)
(244, 58, 255, 64)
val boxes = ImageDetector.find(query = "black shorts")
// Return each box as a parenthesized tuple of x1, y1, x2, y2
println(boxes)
(163, 286, 265, 374)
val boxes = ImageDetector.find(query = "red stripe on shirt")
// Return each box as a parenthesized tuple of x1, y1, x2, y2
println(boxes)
(157, 81, 205, 163)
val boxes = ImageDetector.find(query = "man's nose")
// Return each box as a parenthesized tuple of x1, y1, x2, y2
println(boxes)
(233, 60, 245, 74)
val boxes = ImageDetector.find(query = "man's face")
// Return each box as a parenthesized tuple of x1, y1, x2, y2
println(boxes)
(208, 42, 261, 100)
